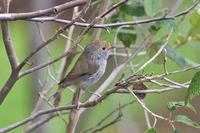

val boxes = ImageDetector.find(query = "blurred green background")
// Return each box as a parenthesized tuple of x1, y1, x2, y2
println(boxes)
(0, 0, 200, 133)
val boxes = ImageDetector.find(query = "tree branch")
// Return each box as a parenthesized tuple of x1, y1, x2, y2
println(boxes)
(82, 100, 135, 133)
(0, 0, 87, 20)
(66, 88, 82, 133)
(1, 0, 19, 70)
(1, 61, 199, 132)
(0, 0, 20, 105)
(30, 0, 199, 28)
(19, 49, 72, 78)
(0, 11, 82, 104)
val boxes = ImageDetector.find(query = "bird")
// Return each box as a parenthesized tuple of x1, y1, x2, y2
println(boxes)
(53, 40, 111, 104)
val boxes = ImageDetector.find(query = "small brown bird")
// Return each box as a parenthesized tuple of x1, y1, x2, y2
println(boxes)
(54, 40, 111, 102)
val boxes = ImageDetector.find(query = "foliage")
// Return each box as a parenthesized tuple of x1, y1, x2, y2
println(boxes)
(175, 115, 200, 128)
(167, 101, 196, 113)
(144, 128, 157, 133)
(1, 0, 200, 133)
(185, 71, 200, 105)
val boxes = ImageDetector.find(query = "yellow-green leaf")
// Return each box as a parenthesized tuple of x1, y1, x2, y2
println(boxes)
(144, 128, 157, 133)
(117, 27, 137, 47)
(167, 101, 196, 113)
(171, 129, 181, 133)
(175, 115, 200, 128)
(148, 42, 165, 64)
(144, 0, 162, 17)
(185, 71, 200, 105)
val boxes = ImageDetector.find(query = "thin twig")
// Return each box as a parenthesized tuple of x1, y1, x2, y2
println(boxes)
(82, 100, 135, 133)
(99, 0, 129, 18)
(135, 28, 174, 73)
(128, 88, 170, 121)
(19, 50, 71, 78)
(88, 113, 122, 133)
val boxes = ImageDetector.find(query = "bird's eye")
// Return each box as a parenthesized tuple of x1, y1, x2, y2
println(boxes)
(102, 47, 106, 50)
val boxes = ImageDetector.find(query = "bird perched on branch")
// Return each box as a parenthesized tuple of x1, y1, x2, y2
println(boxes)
(54, 40, 111, 105)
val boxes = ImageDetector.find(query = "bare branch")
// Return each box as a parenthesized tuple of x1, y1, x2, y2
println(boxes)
(99, 0, 128, 18)
(0, 0, 19, 105)
(0, 20, 76, 104)
(1, 61, 199, 132)
(0, 9, 84, 104)
(66, 88, 82, 133)
(0, 0, 87, 20)
(19, 49, 72, 78)
(174, 0, 199, 17)
(82, 100, 135, 133)
(30, 0, 199, 28)
(88, 113, 122, 133)
(1, 0, 19, 70)
(128, 88, 169, 121)
(24, 115, 55, 133)
(58, 6, 78, 80)
(0, 71, 19, 105)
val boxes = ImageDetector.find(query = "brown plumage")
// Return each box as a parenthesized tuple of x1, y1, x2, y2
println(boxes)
(54, 40, 111, 104)
(59, 40, 110, 88)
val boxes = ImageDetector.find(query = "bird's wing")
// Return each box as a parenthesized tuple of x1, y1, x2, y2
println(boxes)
(59, 53, 99, 87)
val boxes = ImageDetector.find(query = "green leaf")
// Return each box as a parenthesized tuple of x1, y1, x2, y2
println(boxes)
(177, 34, 188, 45)
(189, 10, 200, 27)
(144, 0, 162, 16)
(185, 71, 200, 105)
(144, 128, 157, 133)
(191, 34, 200, 41)
(117, 27, 137, 47)
(149, 25, 161, 34)
(175, 115, 200, 128)
(110, 13, 125, 23)
(171, 129, 181, 133)
(148, 42, 165, 64)
(188, 10, 200, 35)
(120, 3, 146, 16)
(165, 45, 187, 67)
(148, 42, 187, 66)
(167, 101, 196, 113)
(149, 20, 178, 33)
(156, 20, 178, 31)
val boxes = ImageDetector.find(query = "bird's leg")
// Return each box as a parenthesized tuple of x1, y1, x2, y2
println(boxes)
(67, 87, 82, 133)
(72, 88, 82, 109)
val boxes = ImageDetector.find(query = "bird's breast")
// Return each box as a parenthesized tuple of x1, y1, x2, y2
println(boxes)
(78, 60, 107, 87)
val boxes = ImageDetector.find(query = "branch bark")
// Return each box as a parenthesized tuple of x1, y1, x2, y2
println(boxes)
(0, 0, 20, 105)
(1, 0, 19, 69)
(66, 88, 82, 133)
(0, 0, 87, 20)
(0, 12, 80, 104)
(29, 0, 199, 28)
(0, 61, 197, 132)
(0, 71, 19, 104)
